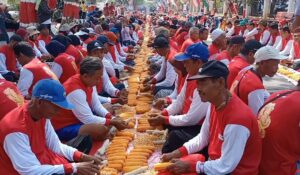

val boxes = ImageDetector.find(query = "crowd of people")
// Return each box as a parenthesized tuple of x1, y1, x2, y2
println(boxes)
(0, 0, 299, 174)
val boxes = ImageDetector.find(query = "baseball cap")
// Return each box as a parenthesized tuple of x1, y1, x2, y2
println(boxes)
(32, 79, 74, 110)
(188, 60, 229, 80)
(211, 29, 225, 41)
(239, 20, 247, 26)
(75, 28, 89, 36)
(254, 46, 285, 63)
(87, 40, 104, 53)
(175, 43, 210, 62)
(240, 40, 262, 55)
(26, 26, 40, 37)
(152, 35, 169, 48)
(228, 36, 245, 45)
(97, 35, 114, 45)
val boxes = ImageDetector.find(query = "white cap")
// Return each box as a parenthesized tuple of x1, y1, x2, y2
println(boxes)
(254, 46, 286, 63)
(87, 28, 96, 34)
(211, 29, 225, 41)
(75, 30, 89, 36)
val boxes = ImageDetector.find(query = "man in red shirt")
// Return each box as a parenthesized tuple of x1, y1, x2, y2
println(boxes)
(258, 82, 300, 175)
(209, 29, 227, 60)
(14, 42, 58, 99)
(103, 3, 109, 17)
(46, 40, 78, 83)
(180, 27, 200, 52)
(0, 79, 101, 174)
(227, 40, 262, 87)
(0, 35, 22, 82)
(216, 36, 245, 65)
(161, 60, 261, 175)
(230, 46, 285, 115)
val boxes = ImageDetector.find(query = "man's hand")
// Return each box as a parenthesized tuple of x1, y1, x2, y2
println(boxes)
(161, 149, 182, 162)
(140, 84, 151, 92)
(119, 89, 128, 98)
(126, 66, 135, 72)
(76, 161, 100, 175)
(143, 77, 151, 84)
(148, 115, 166, 126)
(80, 154, 102, 165)
(166, 159, 191, 175)
(126, 54, 135, 60)
(110, 117, 128, 130)
(153, 98, 167, 110)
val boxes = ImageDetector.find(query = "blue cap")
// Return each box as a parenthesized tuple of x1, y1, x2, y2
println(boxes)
(96, 35, 114, 45)
(175, 43, 210, 62)
(110, 27, 120, 35)
(32, 79, 74, 110)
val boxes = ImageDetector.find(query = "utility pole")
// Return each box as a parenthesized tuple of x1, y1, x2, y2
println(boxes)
(263, 0, 271, 19)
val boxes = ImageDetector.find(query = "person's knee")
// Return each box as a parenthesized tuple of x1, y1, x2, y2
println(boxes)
(79, 124, 109, 141)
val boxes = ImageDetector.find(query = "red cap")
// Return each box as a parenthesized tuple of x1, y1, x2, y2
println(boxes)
(16, 28, 28, 39)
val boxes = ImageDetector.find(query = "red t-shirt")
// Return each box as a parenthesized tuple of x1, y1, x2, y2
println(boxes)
(259, 90, 300, 175)
(227, 55, 250, 88)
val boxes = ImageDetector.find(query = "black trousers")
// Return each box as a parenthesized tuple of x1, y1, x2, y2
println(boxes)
(162, 125, 208, 159)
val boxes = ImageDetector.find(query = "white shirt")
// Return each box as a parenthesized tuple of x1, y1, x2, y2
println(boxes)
(17, 68, 34, 96)
(155, 61, 177, 88)
(165, 78, 210, 126)
(248, 89, 270, 115)
(153, 56, 167, 82)
(3, 120, 78, 174)
(260, 30, 271, 45)
(277, 39, 293, 55)
(183, 105, 250, 175)
(51, 62, 63, 79)
(226, 27, 234, 37)
(0, 53, 21, 74)
(167, 74, 179, 100)
(66, 87, 109, 125)
(268, 35, 281, 48)
(103, 58, 116, 77)
(104, 53, 125, 71)
(102, 66, 119, 97)
(244, 28, 258, 41)
(37, 40, 50, 55)
(288, 40, 300, 61)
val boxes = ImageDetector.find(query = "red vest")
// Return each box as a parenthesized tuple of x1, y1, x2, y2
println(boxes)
(24, 59, 58, 95)
(0, 45, 17, 72)
(0, 79, 24, 120)
(270, 32, 279, 46)
(180, 38, 199, 52)
(293, 41, 300, 59)
(176, 31, 188, 47)
(254, 32, 261, 42)
(65, 45, 84, 67)
(216, 50, 231, 62)
(116, 43, 122, 56)
(54, 53, 78, 83)
(182, 78, 197, 114)
(227, 55, 250, 88)
(51, 74, 93, 130)
(230, 69, 264, 105)
(37, 34, 52, 45)
(258, 90, 300, 175)
(76, 45, 87, 58)
(208, 43, 220, 59)
(281, 35, 292, 51)
(209, 94, 261, 175)
(170, 36, 179, 51)
(83, 38, 93, 45)
(0, 103, 69, 174)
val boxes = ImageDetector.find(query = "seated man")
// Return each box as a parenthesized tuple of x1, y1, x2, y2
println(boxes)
(51, 57, 128, 142)
(162, 61, 261, 175)
(0, 75, 24, 120)
(87, 40, 127, 104)
(230, 46, 284, 115)
(148, 43, 210, 153)
(0, 79, 101, 174)
(143, 35, 177, 98)
(46, 40, 79, 83)
(0, 34, 23, 82)
(14, 42, 58, 99)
